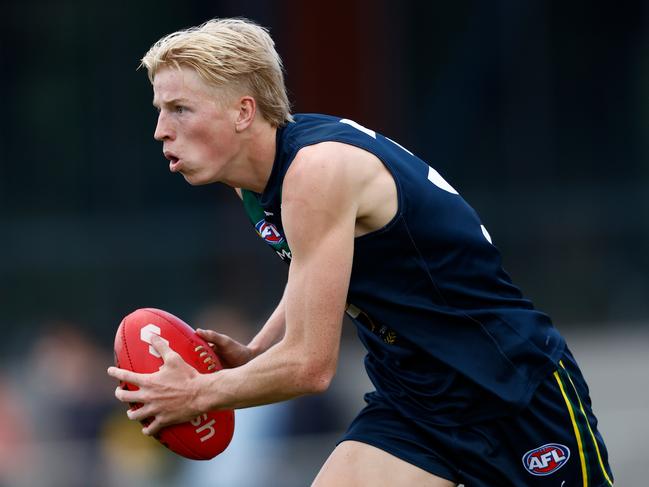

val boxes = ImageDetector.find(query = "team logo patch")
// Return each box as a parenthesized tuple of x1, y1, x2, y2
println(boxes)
(522, 443, 570, 476)
(255, 219, 284, 244)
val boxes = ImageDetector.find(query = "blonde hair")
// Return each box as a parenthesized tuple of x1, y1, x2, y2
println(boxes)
(141, 18, 293, 126)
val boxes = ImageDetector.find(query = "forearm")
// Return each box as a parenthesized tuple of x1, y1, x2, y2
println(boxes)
(199, 335, 333, 411)
(198, 275, 346, 411)
(247, 290, 287, 357)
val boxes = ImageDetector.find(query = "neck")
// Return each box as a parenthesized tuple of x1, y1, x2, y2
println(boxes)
(223, 119, 277, 194)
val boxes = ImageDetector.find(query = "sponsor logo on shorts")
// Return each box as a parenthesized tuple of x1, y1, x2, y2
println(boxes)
(522, 443, 570, 476)
(255, 219, 284, 244)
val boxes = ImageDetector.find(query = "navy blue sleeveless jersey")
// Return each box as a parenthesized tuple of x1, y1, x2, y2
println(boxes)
(241, 113, 566, 426)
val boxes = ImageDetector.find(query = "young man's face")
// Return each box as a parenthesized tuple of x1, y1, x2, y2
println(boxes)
(152, 65, 239, 185)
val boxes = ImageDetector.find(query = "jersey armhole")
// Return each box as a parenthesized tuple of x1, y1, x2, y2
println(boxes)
(354, 152, 405, 242)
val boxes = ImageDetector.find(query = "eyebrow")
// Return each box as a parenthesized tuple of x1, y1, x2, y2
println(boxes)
(152, 97, 191, 109)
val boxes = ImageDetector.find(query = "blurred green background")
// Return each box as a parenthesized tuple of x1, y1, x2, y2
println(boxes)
(1, 1, 647, 486)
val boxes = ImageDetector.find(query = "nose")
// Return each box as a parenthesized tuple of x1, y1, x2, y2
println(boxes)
(154, 111, 174, 141)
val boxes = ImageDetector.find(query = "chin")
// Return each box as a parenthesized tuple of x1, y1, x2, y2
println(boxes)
(182, 172, 218, 186)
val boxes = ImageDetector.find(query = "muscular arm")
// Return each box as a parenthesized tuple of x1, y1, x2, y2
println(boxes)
(195, 290, 286, 368)
(111, 144, 359, 433)
(247, 289, 287, 356)
(199, 146, 357, 409)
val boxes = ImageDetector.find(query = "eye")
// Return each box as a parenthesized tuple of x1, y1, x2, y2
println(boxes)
(175, 105, 186, 114)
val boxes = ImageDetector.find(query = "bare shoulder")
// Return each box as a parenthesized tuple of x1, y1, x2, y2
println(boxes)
(284, 141, 397, 237)
(280, 143, 360, 249)
(284, 141, 383, 200)
(289, 141, 379, 172)
(282, 142, 360, 207)
(286, 142, 358, 179)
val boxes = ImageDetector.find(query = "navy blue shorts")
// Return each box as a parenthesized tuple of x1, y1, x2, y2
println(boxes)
(339, 348, 614, 486)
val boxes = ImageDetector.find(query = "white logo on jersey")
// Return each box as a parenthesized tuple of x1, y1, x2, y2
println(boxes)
(140, 324, 170, 358)
(275, 249, 292, 261)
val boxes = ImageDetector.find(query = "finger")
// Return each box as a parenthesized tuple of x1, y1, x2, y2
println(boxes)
(196, 329, 230, 346)
(108, 366, 144, 386)
(196, 328, 218, 340)
(150, 334, 176, 362)
(143, 417, 163, 437)
(127, 405, 156, 422)
(115, 386, 143, 404)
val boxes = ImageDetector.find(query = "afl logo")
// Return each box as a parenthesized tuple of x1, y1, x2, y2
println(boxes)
(522, 443, 570, 476)
(255, 219, 284, 244)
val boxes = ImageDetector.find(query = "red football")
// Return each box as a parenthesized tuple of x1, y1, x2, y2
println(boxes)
(114, 308, 235, 460)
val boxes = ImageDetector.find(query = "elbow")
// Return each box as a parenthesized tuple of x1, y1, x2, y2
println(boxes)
(307, 372, 334, 394)
(298, 361, 336, 394)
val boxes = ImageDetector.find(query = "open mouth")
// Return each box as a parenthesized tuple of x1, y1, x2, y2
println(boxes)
(165, 152, 182, 172)
(169, 157, 182, 172)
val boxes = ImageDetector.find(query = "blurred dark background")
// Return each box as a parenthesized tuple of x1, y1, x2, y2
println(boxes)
(1, 1, 647, 486)
(3, 0, 648, 349)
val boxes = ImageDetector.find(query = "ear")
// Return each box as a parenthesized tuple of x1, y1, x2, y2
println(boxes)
(234, 96, 256, 133)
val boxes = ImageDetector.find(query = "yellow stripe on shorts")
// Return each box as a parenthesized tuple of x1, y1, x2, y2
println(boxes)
(559, 361, 614, 486)
(554, 370, 588, 487)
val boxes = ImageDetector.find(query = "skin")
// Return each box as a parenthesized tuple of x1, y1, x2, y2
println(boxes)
(107, 65, 455, 487)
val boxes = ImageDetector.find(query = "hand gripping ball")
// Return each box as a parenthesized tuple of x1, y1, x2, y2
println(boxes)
(114, 308, 235, 460)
